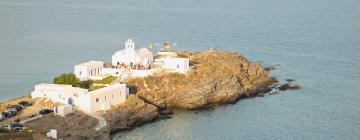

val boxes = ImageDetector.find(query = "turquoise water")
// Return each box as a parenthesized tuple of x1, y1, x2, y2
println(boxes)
(1, 0, 360, 139)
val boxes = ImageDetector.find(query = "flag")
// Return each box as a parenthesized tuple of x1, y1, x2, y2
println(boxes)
(147, 44, 153, 49)
(164, 42, 171, 49)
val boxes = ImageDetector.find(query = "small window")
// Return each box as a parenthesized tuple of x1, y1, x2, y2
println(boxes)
(177, 64, 180, 69)
(96, 98, 99, 102)
(44, 94, 46, 97)
(79, 71, 82, 75)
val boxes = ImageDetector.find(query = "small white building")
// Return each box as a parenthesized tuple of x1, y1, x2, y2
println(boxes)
(31, 83, 128, 113)
(31, 84, 88, 105)
(112, 39, 153, 66)
(74, 60, 104, 81)
(162, 58, 190, 74)
(46, 129, 58, 139)
(54, 105, 73, 117)
(74, 83, 128, 113)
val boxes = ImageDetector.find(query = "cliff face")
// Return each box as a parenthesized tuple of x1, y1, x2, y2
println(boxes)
(126, 50, 277, 109)
(102, 104, 159, 136)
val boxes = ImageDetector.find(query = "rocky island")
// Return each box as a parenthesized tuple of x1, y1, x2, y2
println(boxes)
(0, 44, 299, 140)
(31, 50, 281, 140)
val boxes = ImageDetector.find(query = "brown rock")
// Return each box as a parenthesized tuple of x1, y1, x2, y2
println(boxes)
(126, 50, 277, 109)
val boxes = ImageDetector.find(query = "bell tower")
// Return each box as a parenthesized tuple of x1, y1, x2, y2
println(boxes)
(125, 39, 135, 54)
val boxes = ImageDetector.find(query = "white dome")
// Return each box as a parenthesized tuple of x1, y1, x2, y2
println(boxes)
(137, 48, 152, 57)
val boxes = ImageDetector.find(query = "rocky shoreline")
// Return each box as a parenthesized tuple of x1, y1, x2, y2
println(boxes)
(1, 50, 299, 140)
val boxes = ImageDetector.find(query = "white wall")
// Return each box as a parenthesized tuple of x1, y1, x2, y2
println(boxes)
(163, 58, 190, 74)
(74, 84, 128, 113)
(31, 83, 128, 113)
(102, 68, 124, 76)
(139, 53, 154, 66)
(112, 53, 139, 66)
(74, 61, 104, 81)
(54, 105, 73, 117)
(131, 70, 154, 77)
(31, 84, 88, 105)
(73, 94, 92, 113)
(74, 66, 89, 81)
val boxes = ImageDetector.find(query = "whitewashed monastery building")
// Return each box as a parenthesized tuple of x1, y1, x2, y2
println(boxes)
(162, 58, 190, 74)
(112, 39, 153, 66)
(74, 39, 190, 81)
(74, 60, 104, 81)
(31, 83, 128, 113)
(153, 51, 190, 74)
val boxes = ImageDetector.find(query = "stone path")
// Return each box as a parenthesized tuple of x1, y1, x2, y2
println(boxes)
(88, 112, 107, 131)
(19, 115, 42, 124)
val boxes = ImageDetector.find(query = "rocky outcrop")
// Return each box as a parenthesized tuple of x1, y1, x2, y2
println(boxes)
(102, 104, 159, 136)
(25, 104, 159, 140)
(126, 50, 277, 109)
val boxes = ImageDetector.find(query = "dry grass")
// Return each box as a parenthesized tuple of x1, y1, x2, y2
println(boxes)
(93, 76, 117, 85)
(176, 51, 193, 58)
(90, 76, 117, 90)
(0, 132, 34, 140)
(125, 94, 144, 107)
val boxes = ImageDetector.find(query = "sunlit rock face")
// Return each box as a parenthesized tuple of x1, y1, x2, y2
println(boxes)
(126, 50, 277, 109)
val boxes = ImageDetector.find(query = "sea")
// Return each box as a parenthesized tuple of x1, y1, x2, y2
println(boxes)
(0, 0, 359, 140)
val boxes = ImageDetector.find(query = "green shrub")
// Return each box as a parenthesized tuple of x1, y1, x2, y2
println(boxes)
(79, 80, 93, 89)
(53, 73, 80, 87)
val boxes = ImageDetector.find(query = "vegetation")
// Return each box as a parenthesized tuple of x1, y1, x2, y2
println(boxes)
(53, 73, 80, 87)
(89, 85, 105, 91)
(176, 51, 193, 58)
(126, 94, 144, 107)
(79, 80, 93, 89)
(93, 76, 117, 85)
(53, 73, 93, 89)
(89, 76, 117, 91)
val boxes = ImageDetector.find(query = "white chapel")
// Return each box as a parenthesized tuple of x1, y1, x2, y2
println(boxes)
(112, 39, 153, 66)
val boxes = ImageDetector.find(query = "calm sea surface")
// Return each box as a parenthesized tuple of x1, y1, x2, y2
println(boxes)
(1, 0, 360, 139)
